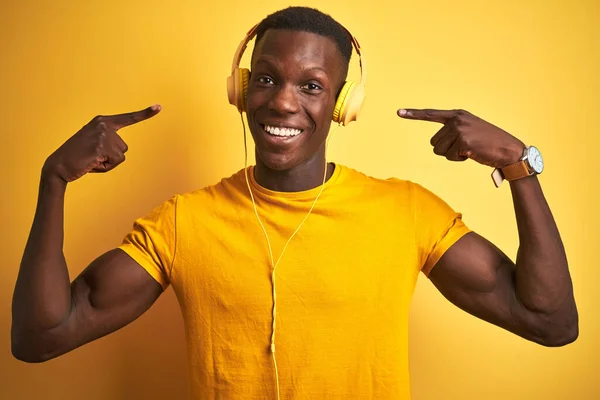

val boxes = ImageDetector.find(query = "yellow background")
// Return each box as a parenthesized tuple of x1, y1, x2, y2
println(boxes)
(1, 0, 598, 398)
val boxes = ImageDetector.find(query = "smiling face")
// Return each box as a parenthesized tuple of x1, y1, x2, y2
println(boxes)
(246, 29, 347, 172)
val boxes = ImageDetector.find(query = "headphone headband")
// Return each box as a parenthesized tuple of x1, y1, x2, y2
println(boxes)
(229, 24, 367, 87)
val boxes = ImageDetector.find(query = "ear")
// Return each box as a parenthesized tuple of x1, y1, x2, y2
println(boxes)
(335, 78, 346, 98)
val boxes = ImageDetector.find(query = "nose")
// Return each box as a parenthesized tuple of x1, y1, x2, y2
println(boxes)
(268, 83, 300, 115)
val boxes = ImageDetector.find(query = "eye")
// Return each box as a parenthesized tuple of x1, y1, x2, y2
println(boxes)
(301, 82, 323, 92)
(257, 76, 274, 85)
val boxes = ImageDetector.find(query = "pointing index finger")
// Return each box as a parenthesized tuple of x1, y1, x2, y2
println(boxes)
(397, 108, 457, 124)
(104, 104, 162, 130)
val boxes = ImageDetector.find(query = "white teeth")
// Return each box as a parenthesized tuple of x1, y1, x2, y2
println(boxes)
(263, 124, 302, 137)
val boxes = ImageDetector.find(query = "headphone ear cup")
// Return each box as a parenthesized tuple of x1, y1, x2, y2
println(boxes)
(341, 82, 365, 126)
(333, 81, 354, 124)
(332, 81, 365, 126)
(227, 68, 250, 113)
(239, 68, 249, 112)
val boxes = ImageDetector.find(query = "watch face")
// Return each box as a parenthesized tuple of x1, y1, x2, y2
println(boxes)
(527, 146, 544, 174)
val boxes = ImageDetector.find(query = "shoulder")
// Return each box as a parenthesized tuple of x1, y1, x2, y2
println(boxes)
(176, 167, 248, 205)
(136, 168, 247, 219)
(337, 164, 455, 211)
(337, 164, 410, 189)
(336, 164, 422, 200)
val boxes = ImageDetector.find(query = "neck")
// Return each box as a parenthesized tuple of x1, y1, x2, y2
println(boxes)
(254, 153, 334, 192)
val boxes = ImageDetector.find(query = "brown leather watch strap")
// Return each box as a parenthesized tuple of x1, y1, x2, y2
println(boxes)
(501, 161, 531, 181)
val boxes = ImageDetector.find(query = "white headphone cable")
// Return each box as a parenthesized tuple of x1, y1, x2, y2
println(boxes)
(240, 113, 339, 399)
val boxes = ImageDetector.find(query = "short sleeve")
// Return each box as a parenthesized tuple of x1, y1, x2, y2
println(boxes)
(411, 183, 471, 276)
(118, 195, 178, 290)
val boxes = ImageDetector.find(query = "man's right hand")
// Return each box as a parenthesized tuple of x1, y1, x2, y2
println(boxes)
(12, 104, 165, 363)
(43, 104, 162, 183)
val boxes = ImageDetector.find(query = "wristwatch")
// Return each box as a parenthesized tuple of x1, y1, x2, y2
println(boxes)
(491, 146, 544, 187)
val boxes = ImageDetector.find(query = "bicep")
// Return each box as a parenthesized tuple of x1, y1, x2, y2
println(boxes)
(428, 232, 536, 340)
(44, 248, 162, 359)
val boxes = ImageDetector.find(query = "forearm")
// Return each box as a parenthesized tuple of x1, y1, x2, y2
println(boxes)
(12, 168, 72, 334)
(510, 175, 576, 320)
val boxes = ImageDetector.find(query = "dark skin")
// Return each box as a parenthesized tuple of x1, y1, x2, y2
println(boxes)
(246, 30, 342, 192)
(12, 29, 576, 364)
(397, 109, 577, 345)
(11, 107, 164, 362)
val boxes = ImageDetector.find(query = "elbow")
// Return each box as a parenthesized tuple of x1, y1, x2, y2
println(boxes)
(11, 326, 56, 363)
(539, 324, 578, 347)
(12, 347, 50, 364)
(534, 308, 579, 347)
(11, 341, 49, 364)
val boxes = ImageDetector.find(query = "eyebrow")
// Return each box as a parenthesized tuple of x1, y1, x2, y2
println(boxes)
(253, 57, 329, 75)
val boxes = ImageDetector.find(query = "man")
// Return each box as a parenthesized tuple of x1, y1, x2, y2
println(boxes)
(11, 6, 577, 400)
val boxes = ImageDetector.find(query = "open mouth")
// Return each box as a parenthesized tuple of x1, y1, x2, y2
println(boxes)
(261, 124, 304, 139)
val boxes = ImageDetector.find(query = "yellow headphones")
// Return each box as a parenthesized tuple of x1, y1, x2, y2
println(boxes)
(226, 24, 367, 126)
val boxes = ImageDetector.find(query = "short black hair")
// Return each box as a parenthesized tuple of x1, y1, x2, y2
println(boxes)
(253, 7, 353, 68)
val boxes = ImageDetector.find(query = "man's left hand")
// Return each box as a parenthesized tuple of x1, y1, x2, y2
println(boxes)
(398, 108, 525, 169)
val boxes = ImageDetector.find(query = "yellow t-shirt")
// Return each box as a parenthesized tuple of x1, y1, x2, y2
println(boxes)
(119, 164, 470, 399)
